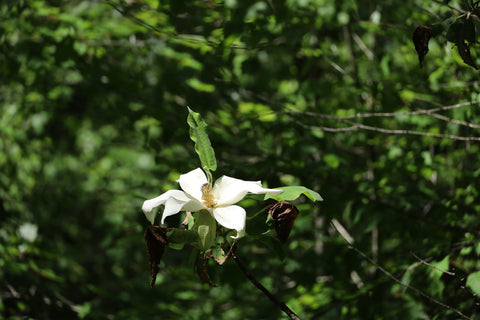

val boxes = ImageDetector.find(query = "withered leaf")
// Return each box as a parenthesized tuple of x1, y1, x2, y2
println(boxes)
(268, 201, 299, 243)
(456, 41, 479, 69)
(144, 225, 168, 287)
(412, 26, 431, 68)
(195, 252, 217, 287)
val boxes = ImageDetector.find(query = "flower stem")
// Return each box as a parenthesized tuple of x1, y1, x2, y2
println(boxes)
(230, 242, 301, 320)
(246, 204, 272, 220)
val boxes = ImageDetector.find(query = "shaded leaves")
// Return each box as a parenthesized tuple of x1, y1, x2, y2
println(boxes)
(414, 14, 479, 69)
(445, 16, 478, 69)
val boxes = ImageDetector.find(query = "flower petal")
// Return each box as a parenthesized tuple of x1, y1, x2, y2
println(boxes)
(161, 193, 205, 224)
(178, 168, 208, 201)
(212, 205, 246, 238)
(213, 176, 283, 206)
(142, 190, 204, 225)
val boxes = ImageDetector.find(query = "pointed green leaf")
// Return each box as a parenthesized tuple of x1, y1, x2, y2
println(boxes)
(264, 186, 323, 202)
(429, 255, 449, 279)
(192, 210, 216, 251)
(187, 108, 217, 172)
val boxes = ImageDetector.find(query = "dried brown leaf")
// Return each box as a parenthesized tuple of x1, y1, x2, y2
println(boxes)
(456, 41, 479, 69)
(268, 201, 299, 243)
(144, 225, 168, 287)
(412, 26, 431, 68)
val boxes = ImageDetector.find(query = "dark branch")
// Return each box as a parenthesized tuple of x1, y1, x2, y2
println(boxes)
(230, 243, 301, 320)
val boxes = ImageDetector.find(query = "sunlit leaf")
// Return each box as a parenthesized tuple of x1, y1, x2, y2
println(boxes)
(466, 271, 480, 295)
(264, 186, 323, 202)
(187, 108, 217, 172)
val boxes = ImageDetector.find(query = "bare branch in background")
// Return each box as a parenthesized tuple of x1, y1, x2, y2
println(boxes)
(331, 221, 473, 320)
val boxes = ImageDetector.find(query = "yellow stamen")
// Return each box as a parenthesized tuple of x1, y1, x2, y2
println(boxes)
(201, 183, 216, 208)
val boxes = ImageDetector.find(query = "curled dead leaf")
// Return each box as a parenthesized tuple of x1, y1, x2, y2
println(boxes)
(412, 26, 431, 68)
(144, 225, 168, 287)
(456, 41, 479, 69)
(268, 201, 299, 243)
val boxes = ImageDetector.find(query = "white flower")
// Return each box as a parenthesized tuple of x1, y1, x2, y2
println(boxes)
(142, 168, 283, 238)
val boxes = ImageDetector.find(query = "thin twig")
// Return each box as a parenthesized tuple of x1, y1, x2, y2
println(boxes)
(289, 115, 480, 141)
(410, 252, 456, 276)
(339, 119, 480, 141)
(230, 242, 301, 320)
(331, 221, 472, 320)
(256, 93, 480, 141)
(286, 100, 479, 120)
(430, 112, 480, 128)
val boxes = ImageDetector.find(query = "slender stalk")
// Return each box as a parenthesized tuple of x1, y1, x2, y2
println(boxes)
(230, 243, 301, 320)
(246, 204, 272, 220)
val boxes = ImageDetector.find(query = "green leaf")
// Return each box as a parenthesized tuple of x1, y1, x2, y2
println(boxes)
(430, 15, 456, 37)
(446, 19, 463, 43)
(168, 243, 185, 250)
(211, 245, 227, 264)
(192, 210, 216, 251)
(187, 108, 217, 172)
(430, 255, 449, 278)
(427, 255, 449, 296)
(264, 186, 323, 202)
(466, 271, 480, 296)
(464, 17, 476, 43)
(76, 302, 91, 319)
(446, 17, 476, 44)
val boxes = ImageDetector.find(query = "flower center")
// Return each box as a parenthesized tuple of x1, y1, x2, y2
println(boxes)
(201, 183, 217, 208)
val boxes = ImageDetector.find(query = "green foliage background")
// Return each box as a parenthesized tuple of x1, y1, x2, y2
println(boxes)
(1, 0, 480, 319)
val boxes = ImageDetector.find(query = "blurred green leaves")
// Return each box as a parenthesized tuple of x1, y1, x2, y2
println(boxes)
(2, 0, 480, 319)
